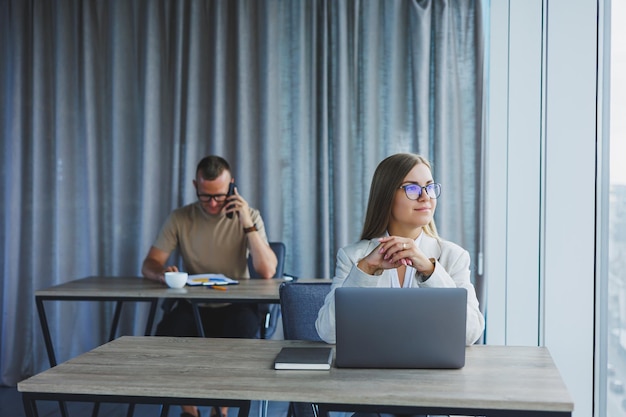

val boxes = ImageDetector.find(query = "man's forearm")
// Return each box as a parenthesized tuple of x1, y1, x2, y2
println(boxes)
(247, 234, 278, 279)
(142, 259, 165, 283)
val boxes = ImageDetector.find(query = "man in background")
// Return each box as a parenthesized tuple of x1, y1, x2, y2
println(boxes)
(142, 155, 277, 417)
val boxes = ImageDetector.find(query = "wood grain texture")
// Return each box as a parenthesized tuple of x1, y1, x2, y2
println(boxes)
(18, 336, 573, 413)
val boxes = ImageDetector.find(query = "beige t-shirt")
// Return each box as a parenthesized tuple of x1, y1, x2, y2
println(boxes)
(153, 202, 268, 278)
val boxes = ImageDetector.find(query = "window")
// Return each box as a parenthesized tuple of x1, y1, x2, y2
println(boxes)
(604, 2, 626, 416)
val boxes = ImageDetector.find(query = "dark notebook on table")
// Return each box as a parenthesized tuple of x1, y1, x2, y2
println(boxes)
(334, 287, 467, 369)
(274, 346, 333, 370)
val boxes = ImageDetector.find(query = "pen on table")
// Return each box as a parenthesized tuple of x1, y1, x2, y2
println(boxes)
(207, 285, 227, 291)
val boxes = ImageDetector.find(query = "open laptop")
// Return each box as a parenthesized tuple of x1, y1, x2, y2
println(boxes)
(334, 287, 467, 369)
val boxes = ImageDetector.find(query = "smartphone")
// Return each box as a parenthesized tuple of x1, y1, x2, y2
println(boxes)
(226, 182, 236, 219)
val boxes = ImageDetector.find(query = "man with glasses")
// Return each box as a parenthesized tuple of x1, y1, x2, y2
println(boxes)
(141, 155, 277, 417)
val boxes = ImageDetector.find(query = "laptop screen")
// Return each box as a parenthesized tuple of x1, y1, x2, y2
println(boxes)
(334, 287, 467, 369)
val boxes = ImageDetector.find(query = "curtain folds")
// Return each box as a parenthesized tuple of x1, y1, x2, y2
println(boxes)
(0, 0, 484, 385)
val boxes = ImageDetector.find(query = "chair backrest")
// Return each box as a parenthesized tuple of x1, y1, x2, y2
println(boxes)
(279, 281, 332, 341)
(248, 241, 286, 279)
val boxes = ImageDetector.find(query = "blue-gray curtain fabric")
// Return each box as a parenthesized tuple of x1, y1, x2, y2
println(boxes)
(0, 0, 484, 385)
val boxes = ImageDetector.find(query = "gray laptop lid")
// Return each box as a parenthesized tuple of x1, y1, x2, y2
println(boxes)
(334, 287, 467, 369)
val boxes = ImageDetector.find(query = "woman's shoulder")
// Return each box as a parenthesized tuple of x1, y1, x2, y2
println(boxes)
(421, 234, 468, 258)
(438, 237, 466, 253)
(431, 236, 470, 264)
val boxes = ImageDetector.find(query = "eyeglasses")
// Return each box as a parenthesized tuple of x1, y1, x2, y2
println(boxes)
(197, 193, 229, 203)
(399, 183, 441, 200)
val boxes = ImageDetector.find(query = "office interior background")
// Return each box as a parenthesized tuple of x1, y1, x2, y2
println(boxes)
(0, 0, 623, 416)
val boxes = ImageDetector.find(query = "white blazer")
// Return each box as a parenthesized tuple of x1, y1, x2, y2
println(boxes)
(315, 234, 485, 345)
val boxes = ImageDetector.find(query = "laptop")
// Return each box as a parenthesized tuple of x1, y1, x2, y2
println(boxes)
(334, 287, 467, 369)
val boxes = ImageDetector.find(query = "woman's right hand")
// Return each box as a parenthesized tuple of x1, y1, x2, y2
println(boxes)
(357, 243, 403, 275)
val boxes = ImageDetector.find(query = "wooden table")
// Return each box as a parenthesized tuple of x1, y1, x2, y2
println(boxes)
(35, 276, 293, 367)
(19, 336, 574, 417)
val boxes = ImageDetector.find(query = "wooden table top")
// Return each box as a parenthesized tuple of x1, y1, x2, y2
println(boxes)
(35, 276, 329, 302)
(18, 336, 573, 414)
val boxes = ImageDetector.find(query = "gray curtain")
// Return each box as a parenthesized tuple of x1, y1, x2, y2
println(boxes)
(0, 0, 484, 385)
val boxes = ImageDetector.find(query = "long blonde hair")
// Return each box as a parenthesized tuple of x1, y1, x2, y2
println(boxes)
(360, 153, 440, 240)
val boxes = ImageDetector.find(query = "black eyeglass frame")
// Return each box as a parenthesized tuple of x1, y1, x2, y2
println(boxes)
(196, 193, 229, 203)
(398, 183, 442, 200)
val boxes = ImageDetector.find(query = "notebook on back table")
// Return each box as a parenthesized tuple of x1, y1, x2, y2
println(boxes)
(334, 287, 467, 369)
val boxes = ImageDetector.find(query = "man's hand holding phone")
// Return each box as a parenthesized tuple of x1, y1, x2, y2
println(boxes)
(223, 184, 254, 228)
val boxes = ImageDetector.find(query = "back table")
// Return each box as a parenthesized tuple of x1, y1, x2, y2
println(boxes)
(35, 275, 295, 366)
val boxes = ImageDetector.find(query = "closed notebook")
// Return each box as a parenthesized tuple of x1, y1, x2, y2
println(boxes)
(274, 347, 333, 370)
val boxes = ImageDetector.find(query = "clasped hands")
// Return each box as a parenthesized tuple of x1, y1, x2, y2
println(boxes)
(357, 236, 435, 277)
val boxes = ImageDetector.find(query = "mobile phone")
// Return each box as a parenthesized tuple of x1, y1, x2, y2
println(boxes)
(226, 182, 236, 219)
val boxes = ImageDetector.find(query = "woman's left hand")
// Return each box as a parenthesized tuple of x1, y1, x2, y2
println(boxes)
(377, 236, 435, 276)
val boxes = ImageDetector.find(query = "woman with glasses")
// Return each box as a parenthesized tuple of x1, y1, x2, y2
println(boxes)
(316, 153, 485, 346)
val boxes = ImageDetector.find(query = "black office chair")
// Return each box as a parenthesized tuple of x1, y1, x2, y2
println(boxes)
(279, 281, 332, 417)
(248, 241, 286, 339)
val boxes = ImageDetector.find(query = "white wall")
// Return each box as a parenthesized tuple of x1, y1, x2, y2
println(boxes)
(484, 1, 597, 416)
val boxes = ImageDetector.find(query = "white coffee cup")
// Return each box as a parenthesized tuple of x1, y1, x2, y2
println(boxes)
(164, 271, 188, 288)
